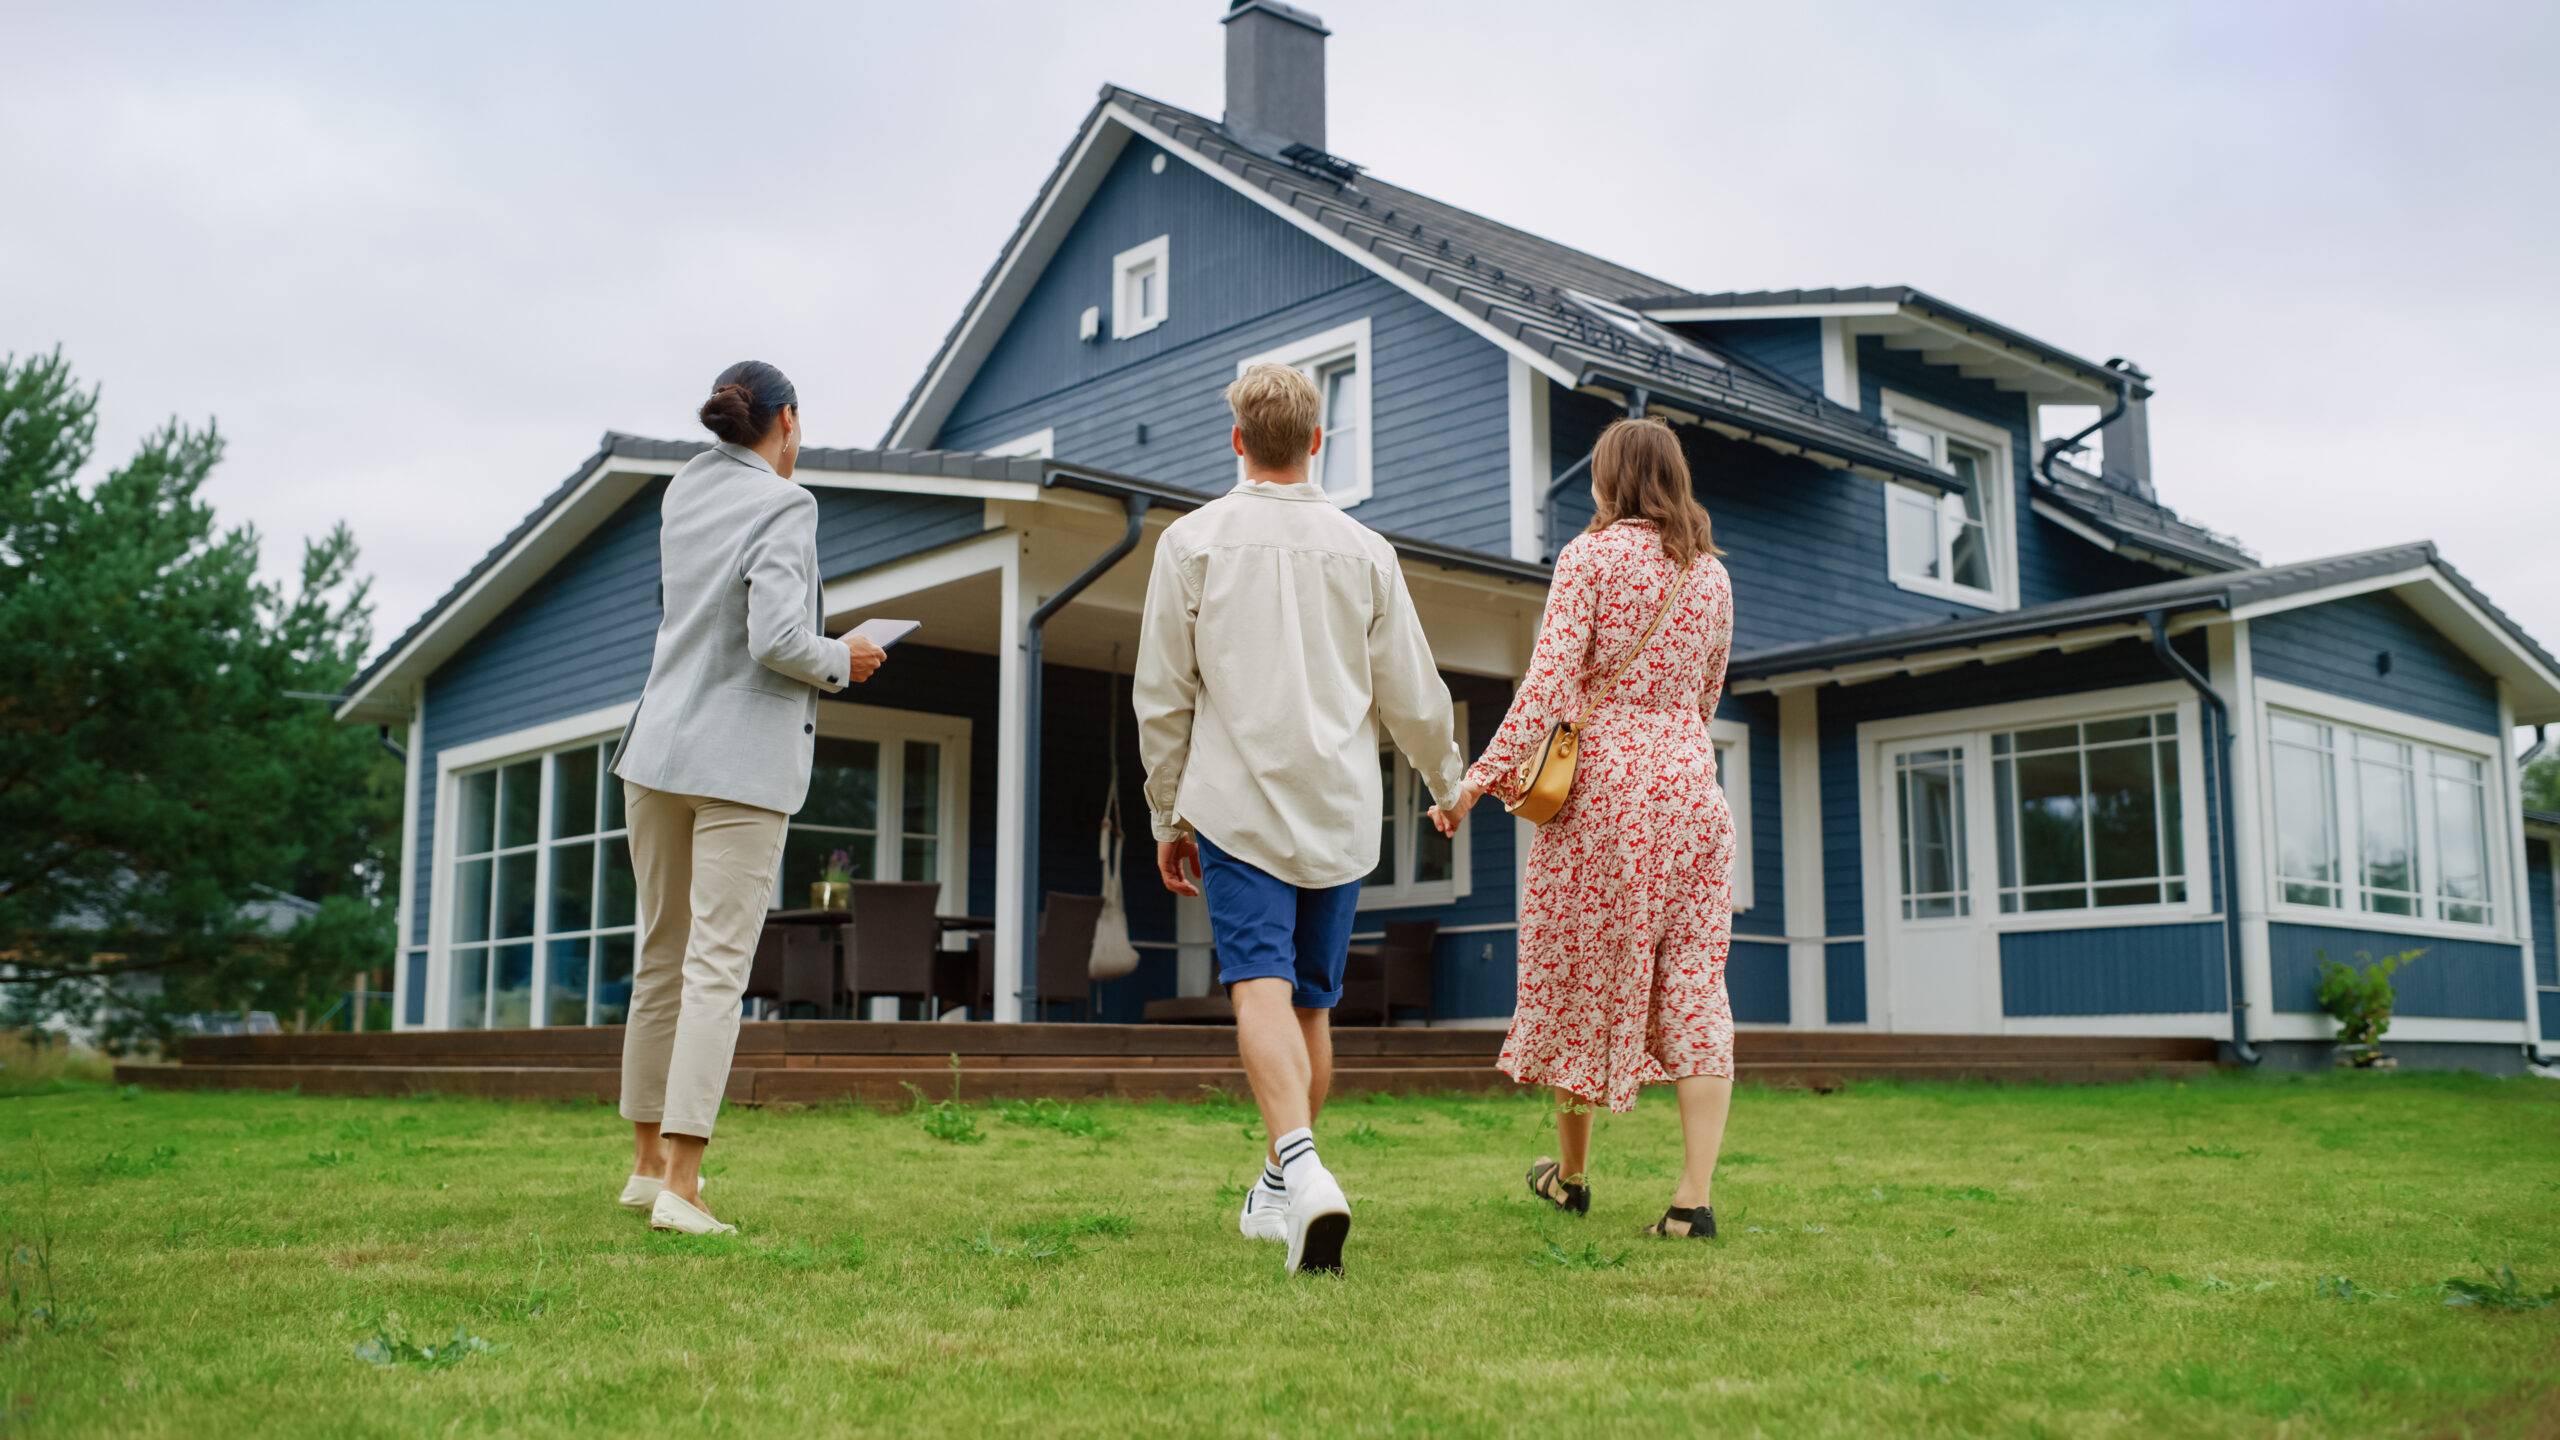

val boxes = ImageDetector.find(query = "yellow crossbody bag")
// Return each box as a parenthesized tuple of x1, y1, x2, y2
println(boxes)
(1503, 565, 1689, 826)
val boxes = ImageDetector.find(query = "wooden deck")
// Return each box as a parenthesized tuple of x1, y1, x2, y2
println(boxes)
(118, 1023, 2222, 1104)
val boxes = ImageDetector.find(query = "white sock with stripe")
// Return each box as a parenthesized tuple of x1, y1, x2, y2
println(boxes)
(1274, 1127, 1321, 1191)
(1258, 1158, 1288, 1199)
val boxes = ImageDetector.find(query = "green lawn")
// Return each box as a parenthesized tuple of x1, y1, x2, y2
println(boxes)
(3, 1069, 2556, 1438)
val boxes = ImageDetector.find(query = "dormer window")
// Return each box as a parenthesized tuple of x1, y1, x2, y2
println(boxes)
(1112, 235, 1169, 339)
(1881, 390, 2017, 610)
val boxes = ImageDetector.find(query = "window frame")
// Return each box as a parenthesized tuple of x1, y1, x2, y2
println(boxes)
(1110, 235, 1170, 340)
(2258, 680, 2507, 940)
(1358, 700, 1472, 912)
(1236, 318, 1375, 509)
(1878, 389, 2018, 612)
(783, 703, 974, 914)
(1989, 710, 2190, 915)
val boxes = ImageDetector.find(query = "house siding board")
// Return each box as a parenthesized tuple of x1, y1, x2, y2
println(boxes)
(933, 140, 1510, 553)
(1826, 941, 1868, 1024)
(1717, 691, 1784, 938)
(1998, 923, 2226, 1016)
(1728, 940, 1790, 1024)
(1694, 319, 1824, 394)
(2250, 590, 2501, 735)
(2268, 922, 2525, 1020)
(812, 491, 983, 576)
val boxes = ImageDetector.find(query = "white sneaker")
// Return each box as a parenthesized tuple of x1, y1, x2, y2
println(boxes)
(649, 1188, 736, 1236)
(617, 1173, 704, 1212)
(1283, 1165, 1350, 1275)
(1238, 1182, 1287, 1243)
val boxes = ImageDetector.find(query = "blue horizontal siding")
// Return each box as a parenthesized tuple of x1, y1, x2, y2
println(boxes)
(1826, 941, 1868, 1024)
(1728, 940, 1790, 1024)
(2250, 589, 2500, 735)
(2533, 838, 2558, 1042)
(1998, 922, 2226, 1016)
(2268, 922, 2525, 1020)
(813, 490, 983, 576)
(1717, 690, 1784, 938)
(935, 137, 1510, 554)
(1702, 319, 1824, 394)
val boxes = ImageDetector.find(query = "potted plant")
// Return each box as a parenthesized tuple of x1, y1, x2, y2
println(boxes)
(2314, 947, 2424, 1068)
(810, 849, 854, 911)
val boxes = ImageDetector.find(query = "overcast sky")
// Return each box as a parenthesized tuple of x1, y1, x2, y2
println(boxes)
(7, 0, 2555, 678)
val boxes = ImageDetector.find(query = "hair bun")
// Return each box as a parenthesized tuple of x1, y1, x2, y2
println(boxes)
(699, 383, 756, 444)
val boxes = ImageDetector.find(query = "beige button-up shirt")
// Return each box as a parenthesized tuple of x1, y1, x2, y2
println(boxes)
(1135, 478, 1466, 889)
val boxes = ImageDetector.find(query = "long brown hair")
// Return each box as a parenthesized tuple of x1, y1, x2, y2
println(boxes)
(1584, 416, 1723, 567)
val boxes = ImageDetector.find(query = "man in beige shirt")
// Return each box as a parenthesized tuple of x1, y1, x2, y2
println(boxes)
(1135, 363, 1466, 1276)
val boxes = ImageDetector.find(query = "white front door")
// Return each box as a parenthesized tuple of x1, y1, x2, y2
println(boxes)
(1879, 739, 1997, 1032)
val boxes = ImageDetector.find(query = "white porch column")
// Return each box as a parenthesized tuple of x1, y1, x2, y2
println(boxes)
(2496, 682, 2539, 1045)
(2213, 622, 2276, 1033)
(1779, 688, 1828, 1028)
(992, 537, 1031, 1024)
(1506, 355, 1551, 563)
(387, 697, 423, 1031)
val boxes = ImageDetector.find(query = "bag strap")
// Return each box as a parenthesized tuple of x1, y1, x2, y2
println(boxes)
(1572, 562, 1690, 729)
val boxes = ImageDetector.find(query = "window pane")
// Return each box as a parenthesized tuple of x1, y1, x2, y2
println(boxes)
(1413, 794, 1453, 885)
(781, 829, 868, 904)
(1995, 757, 2019, 894)
(901, 837, 939, 884)
(490, 943, 533, 1029)
(803, 738, 879, 831)
(902, 742, 941, 838)
(600, 837, 635, 928)
(549, 840, 596, 934)
(1948, 519, 1991, 591)
(2011, 750, 2086, 890)
(2269, 714, 2327, 748)
(2355, 750, 2416, 903)
(2095, 882, 2161, 907)
(2270, 740, 2338, 894)
(602, 755, 627, 832)
(594, 933, 635, 1025)
(1898, 751, 1966, 915)
(552, 747, 599, 839)
(545, 937, 592, 1027)
(457, 770, 497, 856)
(1888, 488, 1939, 580)
(498, 760, 540, 849)
(2432, 766, 2487, 914)
(2012, 725, 2078, 754)
(2158, 740, 2185, 880)
(495, 851, 537, 939)
(1942, 447, 1986, 521)
(449, 947, 489, 1029)
(2084, 716, 2152, 744)
(452, 858, 493, 943)
(1369, 749, 1396, 888)
(2085, 741, 2162, 883)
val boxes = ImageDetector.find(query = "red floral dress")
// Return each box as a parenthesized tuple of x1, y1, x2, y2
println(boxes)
(1469, 521, 1736, 1113)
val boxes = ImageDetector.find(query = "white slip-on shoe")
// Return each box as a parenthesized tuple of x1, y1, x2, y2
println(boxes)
(1283, 1166, 1350, 1275)
(649, 1188, 736, 1236)
(1238, 1183, 1287, 1243)
(617, 1174, 703, 1212)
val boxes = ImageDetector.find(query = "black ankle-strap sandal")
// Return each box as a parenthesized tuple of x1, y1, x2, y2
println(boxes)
(1644, 1204, 1715, 1240)
(1527, 1159, 1590, 1216)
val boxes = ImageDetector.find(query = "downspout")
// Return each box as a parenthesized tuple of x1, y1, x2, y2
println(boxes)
(2037, 361, 2135, 490)
(2148, 609, 2258, 1064)
(1542, 385, 1650, 562)
(1018, 491, 1152, 1019)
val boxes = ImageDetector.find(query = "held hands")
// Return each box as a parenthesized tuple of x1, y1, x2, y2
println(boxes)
(842, 634, 887, 683)
(1156, 836, 1202, 897)
(1427, 779, 1485, 838)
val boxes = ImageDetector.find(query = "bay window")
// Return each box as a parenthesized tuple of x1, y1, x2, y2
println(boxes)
(2267, 709, 2496, 928)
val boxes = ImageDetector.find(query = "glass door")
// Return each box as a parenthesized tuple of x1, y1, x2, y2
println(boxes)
(1880, 739, 1996, 1032)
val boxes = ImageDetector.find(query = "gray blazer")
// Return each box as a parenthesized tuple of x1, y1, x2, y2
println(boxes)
(609, 442, 848, 814)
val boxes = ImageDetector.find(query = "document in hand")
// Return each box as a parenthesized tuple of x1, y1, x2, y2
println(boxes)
(848, 618, 921, 650)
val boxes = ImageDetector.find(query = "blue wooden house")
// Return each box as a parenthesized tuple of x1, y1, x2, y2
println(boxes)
(335, 1, 2560, 1071)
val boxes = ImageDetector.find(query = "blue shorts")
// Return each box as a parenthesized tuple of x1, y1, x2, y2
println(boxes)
(1198, 833, 1362, 1010)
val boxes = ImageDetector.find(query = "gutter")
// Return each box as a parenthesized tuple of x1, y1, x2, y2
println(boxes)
(1576, 366, 1956, 493)
(2147, 609, 2258, 1064)
(1016, 484, 1151, 1018)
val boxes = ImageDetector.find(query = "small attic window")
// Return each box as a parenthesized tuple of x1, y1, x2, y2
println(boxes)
(1112, 235, 1169, 340)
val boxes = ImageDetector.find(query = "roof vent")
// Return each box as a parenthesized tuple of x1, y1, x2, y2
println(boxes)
(1279, 141, 1362, 184)
(1223, 0, 1329, 155)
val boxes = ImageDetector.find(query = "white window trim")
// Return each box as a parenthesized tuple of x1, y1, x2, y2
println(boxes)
(1711, 716, 1756, 912)
(1360, 700, 1472, 911)
(1237, 317, 1374, 509)
(1857, 682, 2214, 938)
(982, 427, 1054, 460)
(1110, 234, 1169, 340)
(2254, 678, 2510, 943)
(1878, 388, 2019, 613)
(798, 703, 974, 915)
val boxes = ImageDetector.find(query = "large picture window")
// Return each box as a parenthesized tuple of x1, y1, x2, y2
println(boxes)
(445, 739, 635, 1030)
(1991, 712, 2185, 912)
(2269, 709, 2495, 927)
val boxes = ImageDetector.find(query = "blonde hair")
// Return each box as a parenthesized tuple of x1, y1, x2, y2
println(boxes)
(1226, 362, 1323, 470)
(1586, 416, 1724, 568)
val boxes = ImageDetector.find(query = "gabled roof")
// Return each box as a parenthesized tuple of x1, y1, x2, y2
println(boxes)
(2034, 464, 2255, 574)
(885, 86, 1957, 491)
(1729, 541, 2560, 723)
(1630, 285, 2146, 402)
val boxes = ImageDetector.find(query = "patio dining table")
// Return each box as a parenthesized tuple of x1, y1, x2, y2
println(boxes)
(759, 908, 996, 1019)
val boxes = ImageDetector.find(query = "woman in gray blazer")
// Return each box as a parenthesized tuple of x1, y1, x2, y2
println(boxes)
(608, 360, 886, 1235)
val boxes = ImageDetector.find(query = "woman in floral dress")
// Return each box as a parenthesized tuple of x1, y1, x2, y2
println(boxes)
(1437, 417, 1736, 1239)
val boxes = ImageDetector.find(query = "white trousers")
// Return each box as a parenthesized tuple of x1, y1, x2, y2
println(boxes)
(617, 782, 787, 1140)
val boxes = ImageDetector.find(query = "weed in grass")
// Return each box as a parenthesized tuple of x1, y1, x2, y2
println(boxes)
(1718, 1151, 1768, 1167)
(352, 1321, 496, 1370)
(2182, 1144, 2253, 1160)
(945, 1231, 1066, 1263)
(1214, 1180, 1250, 1205)
(1529, 1240, 1626, 1271)
(2317, 1275, 2395, 1302)
(995, 1097, 1114, 1141)
(1339, 1119, 1392, 1148)
(87, 1144, 178, 1180)
(307, 1149, 354, 1168)
(1190, 1085, 1256, 1123)
(2440, 1265, 2557, 1311)
(903, 1056, 984, 1145)
(5, 1156, 93, 1340)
